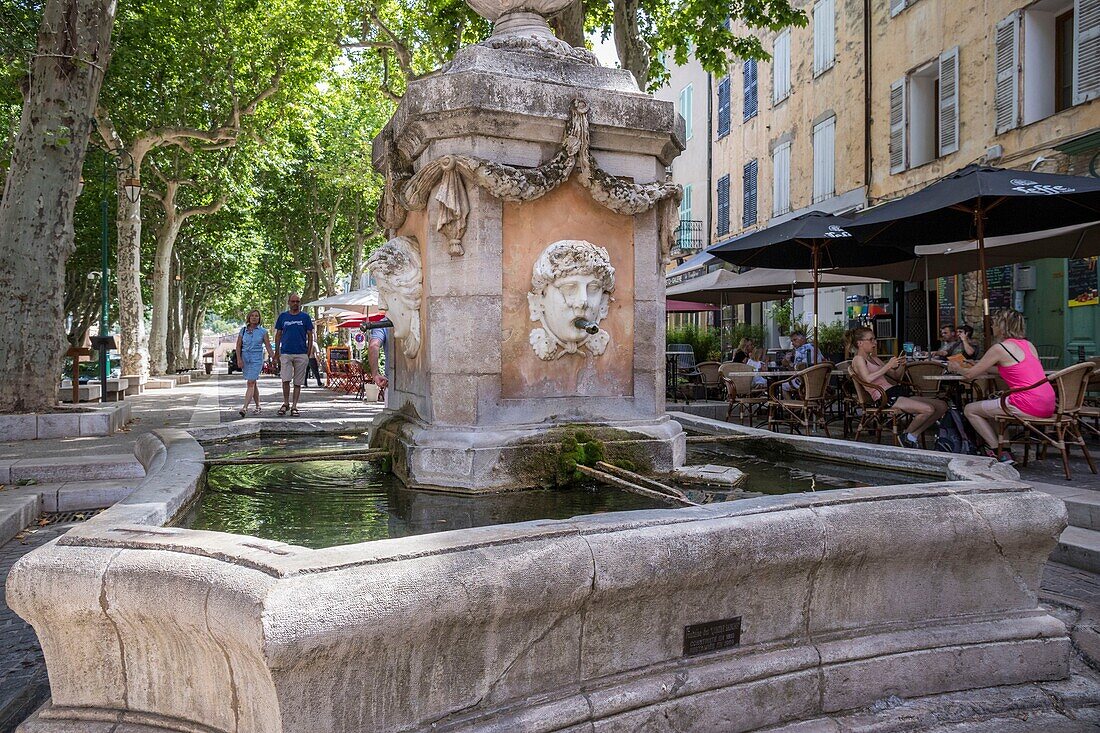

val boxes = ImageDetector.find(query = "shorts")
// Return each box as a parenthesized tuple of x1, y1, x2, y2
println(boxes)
(280, 354, 309, 386)
(966, 397, 1035, 420)
(883, 384, 913, 408)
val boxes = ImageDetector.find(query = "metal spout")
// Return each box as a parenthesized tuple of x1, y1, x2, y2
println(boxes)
(361, 317, 395, 331)
(573, 317, 600, 335)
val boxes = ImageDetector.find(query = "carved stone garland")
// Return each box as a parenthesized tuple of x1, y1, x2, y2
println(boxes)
(378, 99, 683, 262)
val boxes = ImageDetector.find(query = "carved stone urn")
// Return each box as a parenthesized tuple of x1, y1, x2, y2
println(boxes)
(370, 0, 685, 491)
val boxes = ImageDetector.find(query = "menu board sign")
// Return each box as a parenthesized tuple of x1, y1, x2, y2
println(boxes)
(326, 346, 352, 371)
(1068, 257, 1099, 308)
(986, 266, 1014, 311)
(937, 276, 957, 330)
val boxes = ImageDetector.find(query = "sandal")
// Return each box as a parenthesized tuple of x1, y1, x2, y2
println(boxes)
(252, 407, 261, 415)
(238, 409, 247, 418)
(290, 408, 301, 417)
(277, 404, 288, 416)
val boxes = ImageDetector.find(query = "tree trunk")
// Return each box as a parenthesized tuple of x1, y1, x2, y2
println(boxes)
(550, 0, 585, 47)
(165, 260, 180, 373)
(148, 214, 183, 374)
(613, 0, 649, 89)
(351, 209, 366, 291)
(115, 186, 147, 376)
(0, 0, 118, 412)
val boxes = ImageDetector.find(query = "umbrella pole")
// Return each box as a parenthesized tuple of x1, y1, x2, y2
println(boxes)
(813, 243, 821, 351)
(925, 258, 932, 353)
(975, 207, 992, 345)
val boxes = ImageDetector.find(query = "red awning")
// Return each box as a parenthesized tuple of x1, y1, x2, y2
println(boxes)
(666, 299, 720, 313)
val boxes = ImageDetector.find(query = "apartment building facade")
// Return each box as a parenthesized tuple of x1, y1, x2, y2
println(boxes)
(663, 0, 1100, 356)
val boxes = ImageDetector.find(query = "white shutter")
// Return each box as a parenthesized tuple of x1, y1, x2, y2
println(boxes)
(813, 117, 836, 202)
(1075, 0, 1100, 104)
(938, 46, 960, 156)
(890, 0, 906, 18)
(994, 13, 1020, 134)
(773, 31, 791, 103)
(772, 143, 791, 216)
(889, 78, 907, 173)
(813, 0, 835, 75)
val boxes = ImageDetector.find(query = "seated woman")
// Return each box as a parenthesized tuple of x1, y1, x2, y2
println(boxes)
(745, 346, 767, 390)
(948, 309, 1054, 464)
(847, 326, 948, 449)
(732, 338, 754, 363)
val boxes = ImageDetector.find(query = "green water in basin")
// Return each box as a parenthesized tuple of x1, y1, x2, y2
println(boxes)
(179, 436, 926, 549)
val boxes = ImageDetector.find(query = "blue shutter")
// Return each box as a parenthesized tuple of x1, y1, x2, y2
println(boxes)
(717, 76, 731, 138)
(717, 175, 730, 236)
(743, 59, 758, 121)
(743, 160, 758, 226)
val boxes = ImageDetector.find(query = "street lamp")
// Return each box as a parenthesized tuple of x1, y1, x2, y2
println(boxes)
(89, 144, 142, 391)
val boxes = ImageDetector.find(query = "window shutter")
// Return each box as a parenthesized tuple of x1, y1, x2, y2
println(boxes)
(743, 160, 758, 227)
(938, 46, 960, 156)
(814, 0, 835, 75)
(890, 0, 906, 17)
(717, 76, 731, 138)
(680, 183, 693, 221)
(744, 59, 758, 120)
(717, 175, 731, 236)
(772, 143, 791, 216)
(679, 84, 694, 140)
(994, 13, 1020, 133)
(889, 77, 907, 173)
(813, 117, 836, 202)
(773, 31, 791, 103)
(1075, 0, 1100, 104)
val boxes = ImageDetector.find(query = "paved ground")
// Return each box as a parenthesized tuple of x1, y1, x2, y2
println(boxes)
(2, 384, 1100, 731)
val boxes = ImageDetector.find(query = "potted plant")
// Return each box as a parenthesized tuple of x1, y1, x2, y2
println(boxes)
(816, 321, 847, 363)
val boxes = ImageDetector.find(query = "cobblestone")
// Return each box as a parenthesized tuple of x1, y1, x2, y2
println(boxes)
(0, 522, 78, 733)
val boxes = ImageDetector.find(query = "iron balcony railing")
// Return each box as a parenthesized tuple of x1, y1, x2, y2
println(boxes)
(670, 219, 704, 258)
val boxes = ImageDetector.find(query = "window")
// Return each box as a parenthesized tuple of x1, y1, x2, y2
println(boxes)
(773, 31, 791, 104)
(813, 117, 836, 202)
(813, 0, 835, 75)
(680, 183, 693, 222)
(889, 47, 959, 172)
(744, 59, 758, 120)
(717, 76, 731, 138)
(743, 160, 758, 226)
(891, 0, 908, 16)
(717, 175, 731, 235)
(679, 84, 694, 140)
(1002, 0, 1100, 130)
(772, 142, 791, 216)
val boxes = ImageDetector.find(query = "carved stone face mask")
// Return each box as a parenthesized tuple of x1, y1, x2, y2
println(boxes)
(527, 239, 614, 361)
(366, 235, 423, 360)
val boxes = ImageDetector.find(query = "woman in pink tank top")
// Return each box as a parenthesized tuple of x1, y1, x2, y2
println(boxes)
(949, 309, 1055, 463)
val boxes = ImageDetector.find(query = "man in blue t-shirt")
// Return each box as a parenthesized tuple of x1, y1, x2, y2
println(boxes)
(274, 293, 315, 416)
(367, 323, 391, 404)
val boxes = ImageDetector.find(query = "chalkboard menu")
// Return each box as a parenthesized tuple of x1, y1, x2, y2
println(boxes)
(937, 276, 957, 330)
(986, 266, 1014, 311)
(326, 346, 351, 372)
(1068, 257, 1099, 308)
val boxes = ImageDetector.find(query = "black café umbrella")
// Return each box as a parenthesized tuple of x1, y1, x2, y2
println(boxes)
(709, 211, 911, 344)
(845, 164, 1100, 342)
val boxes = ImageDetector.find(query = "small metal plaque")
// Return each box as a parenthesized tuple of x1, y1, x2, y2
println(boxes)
(683, 617, 742, 657)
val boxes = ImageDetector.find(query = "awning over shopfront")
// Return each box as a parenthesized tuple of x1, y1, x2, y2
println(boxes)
(666, 299, 720, 312)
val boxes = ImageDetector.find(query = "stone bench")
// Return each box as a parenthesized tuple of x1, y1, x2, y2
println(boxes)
(58, 382, 102, 403)
(145, 378, 174, 390)
(104, 378, 129, 402)
(121, 374, 147, 396)
(165, 373, 190, 385)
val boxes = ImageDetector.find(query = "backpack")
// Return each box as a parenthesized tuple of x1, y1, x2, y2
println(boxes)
(934, 407, 976, 455)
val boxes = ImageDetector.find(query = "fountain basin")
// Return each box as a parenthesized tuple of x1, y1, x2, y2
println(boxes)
(6, 427, 1070, 733)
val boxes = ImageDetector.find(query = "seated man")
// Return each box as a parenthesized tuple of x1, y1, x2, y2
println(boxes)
(933, 324, 965, 359)
(780, 330, 821, 394)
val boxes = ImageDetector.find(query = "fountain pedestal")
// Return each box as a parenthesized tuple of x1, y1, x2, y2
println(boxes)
(370, 14, 686, 490)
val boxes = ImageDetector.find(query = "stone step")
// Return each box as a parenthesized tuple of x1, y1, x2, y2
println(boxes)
(1, 454, 144, 484)
(0, 491, 40, 547)
(1032, 482, 1100, 532)
(1052, 526, 1100, 574)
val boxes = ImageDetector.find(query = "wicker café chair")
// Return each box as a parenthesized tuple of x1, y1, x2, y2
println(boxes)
(719, 362, 767, 427)
(1079, 360, 1100, 438)
(767, 363, 834, 436)
(696, 361, 723, 400)
(848, 371, 907, 446)
(994, 362, 1097, 480)
(903, 361, 946, 399)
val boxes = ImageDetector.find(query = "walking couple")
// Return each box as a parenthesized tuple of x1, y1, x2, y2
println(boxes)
(235, 293, 316, 417)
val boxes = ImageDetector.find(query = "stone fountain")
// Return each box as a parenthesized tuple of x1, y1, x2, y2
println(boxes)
(367, 0, 685, 490)
(4, 3, 1075, 732)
